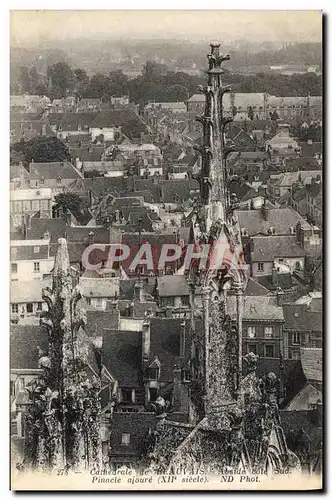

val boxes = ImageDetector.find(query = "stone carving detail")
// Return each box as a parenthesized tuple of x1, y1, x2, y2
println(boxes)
(23, 238, 101, 472)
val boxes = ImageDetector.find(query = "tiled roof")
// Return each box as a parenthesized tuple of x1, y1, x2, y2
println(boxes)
(11, 324, 49, 369)
(301, 142, 322, 158)
(283, 304, 322, 332)
(84, 177, 127, 197)
(10, 240, 50, 261)
(102, 331, 142, 386)
(251, 235, 305, 262)
(237, 208, 305, 236)
(10, 279, 50, 303)
(270, 171, 322, 188)
(110, 412, 157, 457)
(300, 348, 322, 383)
(157, 275, 191, 297)
(226, 295, 284, 321)
(119, 278, 157, 301)
(79, 277, 120, 298)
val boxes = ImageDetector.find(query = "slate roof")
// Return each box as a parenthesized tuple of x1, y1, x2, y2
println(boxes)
(282, 304, 322, 333)
(251, 235, 305, 262)
(226, 295, 284, 322)
(85, 309, 120, 337)
(243, 277, 269, 296)
(26, 217, 67, 243)
(10, 165, 30, 183)
(237, 208, 305, 236)
(102, 331, 142, 386)
(149, 318, 191, 383)
(270, 171, 322, 188)
(91, 109, 148, 139)
(11, 325, 49, 369)
(46, 112, 98, 130)
(29, 161, 83, 180)
(84, 177, 127, 197)
(160, 179, 200, 203)
(66, 226, 110, 243)
(119, 278, 157, 300)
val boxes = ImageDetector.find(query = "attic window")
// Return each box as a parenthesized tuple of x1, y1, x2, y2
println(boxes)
(148, 368, 159, 380)
(269, 227, 276, 235)
(241, 228, 248, 236)
(121, 433, 130, 446)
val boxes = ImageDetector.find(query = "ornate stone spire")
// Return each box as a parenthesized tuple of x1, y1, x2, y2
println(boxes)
(23, 238, 101, 472)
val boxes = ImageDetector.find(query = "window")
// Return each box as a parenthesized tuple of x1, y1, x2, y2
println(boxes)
(11, 304, 18, 314)
(181, 296, 190, 307)
(86, 298, 92, 306)
(295, 261, 301, 270)
(248, 344, 258, 355)
(149, 388, 158, 402)
(33, 262, 40, 272)
(292, 332, 300, 345)
(264, 327, 273, 338)
(121, 433, 130, 445)
(10, 381, 15, 396)
(37, 302, 43, 311)
(34, 246, 40, 253)
(247, 326, 256, 338)
(11, 263, 18, 274)
(264, 345, 275, 358)
(258, 263, 264, 272)
(57, 176, 62, 184)
(26, 303, 33, 313)
(121, 388, 133, 403)
(148, 368, 159, 380)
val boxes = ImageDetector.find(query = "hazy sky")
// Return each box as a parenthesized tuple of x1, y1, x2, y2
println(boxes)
(11, 10, 322, 46)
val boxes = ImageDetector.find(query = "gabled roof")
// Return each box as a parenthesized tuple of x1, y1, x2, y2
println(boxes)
(11, 325, 49, 369)
(25, 217, 67, 243)
(11, 279, 50, 303)
(157, 275, 193, 297)
(300, 348, 322, 383)
(46, 112, 98, 130)
(10, 239, 50, 260)
(79, 277, 120, 298)
(102, 331, 142, 386)
(237, 208, 305, 236)
(85, 308, 120, 336)
(283, 304, 322, 332)
(251, 235, 305, 262)
(243, 277, 269, 296)
(29, 161, 83, 180)
(226, 295, 284, 321)
(91, 109, 148, 139)
(66, 226, 110, 243)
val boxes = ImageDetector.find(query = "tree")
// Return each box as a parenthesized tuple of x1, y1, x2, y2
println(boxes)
(11, 137, 71, 164)
(165, 84, 188, 102)
(84, 73, 112, 101)
(47, 62, 76, 98)
(74, 68, 90, 99)
(53, 192, 83, 215)
(108, 70, 129, 97)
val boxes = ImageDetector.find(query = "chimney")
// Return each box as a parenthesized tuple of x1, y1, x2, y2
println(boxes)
(180, 320, 186, 358)
(134, 280, 144, 303)
(172, 366, 183, 413)
(114, 209, 120, 223)
(276, 288, 284, 306)
(142, 318, 151, 361)
(261, 197, 268, 220)
(307, 139, 313, 145)
(271, 265, 279, 287)
(88, 231, 95, 245)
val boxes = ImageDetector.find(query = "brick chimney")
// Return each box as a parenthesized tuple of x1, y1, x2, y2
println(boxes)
(261, 197, 268, 221)
(142, 318, 151, 361)
(271, 265, 279, 287)
(180, 320, 186, 358)
(134, 280, 144, 303)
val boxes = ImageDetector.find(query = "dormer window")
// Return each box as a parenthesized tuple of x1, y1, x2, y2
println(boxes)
(40, 177, 44, 185)
(148, 368, 159, 380)
(289, 226, 296, 234)
(268, 227, 276, 235)
(58, 125, 62, 131)
(78, 124, 82, 131)
(57, 176, 62, 184)
(241, 228, 248, 236)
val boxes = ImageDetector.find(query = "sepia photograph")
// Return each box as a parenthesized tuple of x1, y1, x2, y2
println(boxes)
(9, 9, 323, 491)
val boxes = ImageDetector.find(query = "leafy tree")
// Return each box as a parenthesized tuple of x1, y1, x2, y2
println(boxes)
(11, 136, 71, 164)
(53, 192, 83, 215)
(74, 68, 90, 99)
(165, 84, 188, 102)
(109, 70, 129, 97)
(84, 73, 112, 101)
(47, 62, 76, 98)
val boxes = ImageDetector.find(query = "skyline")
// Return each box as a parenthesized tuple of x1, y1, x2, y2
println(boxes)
(11, 10, 322, 47)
